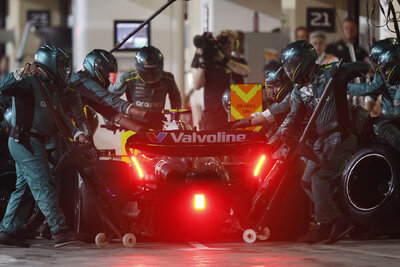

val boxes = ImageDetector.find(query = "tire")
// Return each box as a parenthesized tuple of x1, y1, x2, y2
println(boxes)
(74, 173, 101, 238)
(75, 160, 132, 239)
(341, 144, 400, 233)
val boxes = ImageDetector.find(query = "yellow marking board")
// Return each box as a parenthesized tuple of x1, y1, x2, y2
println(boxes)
(230, 83, 263, 131)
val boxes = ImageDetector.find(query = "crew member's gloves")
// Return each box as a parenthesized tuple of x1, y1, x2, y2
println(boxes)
(128, 106, 166, 123)
(143, 111, 167, 123)
(76, 134, 89, 144)
(267, 134, 281, 153)
(230, 118, 252, 129)
(280, 127, 290, 143)
(14, 63, 38, 81)
(330, 65, 342, 79)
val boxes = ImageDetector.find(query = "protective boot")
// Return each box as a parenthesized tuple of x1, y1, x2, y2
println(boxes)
(53, 229, 84, 248)
(326, 217, 354, 244)
(297, 223, 331, 243)
(0, 232, 30, 248)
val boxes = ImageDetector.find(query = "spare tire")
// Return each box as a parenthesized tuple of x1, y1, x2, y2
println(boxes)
(75, 160, 133, 239)
(341, 144, 400, 233)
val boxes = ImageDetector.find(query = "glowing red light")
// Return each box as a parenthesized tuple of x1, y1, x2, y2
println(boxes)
(194, 194, 205, 210)
(254, 154, 266, 176)
(131, 156, 144, 179)
(109, 72, 118, 85)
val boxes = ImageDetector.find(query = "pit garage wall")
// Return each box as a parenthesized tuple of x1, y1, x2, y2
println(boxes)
(6, 0, 61, 69)
(72, 0, 184, 154)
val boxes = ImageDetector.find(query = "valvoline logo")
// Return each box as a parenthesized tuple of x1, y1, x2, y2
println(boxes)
(146, 132, 247, 144)
(146, 132, 168, 143)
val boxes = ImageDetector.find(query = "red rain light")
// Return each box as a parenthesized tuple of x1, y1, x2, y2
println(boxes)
(109, 72, 118, 85)
(254, 154, 266, 176)
(131, 156, 144, 179)
(194, 194, 205, 210)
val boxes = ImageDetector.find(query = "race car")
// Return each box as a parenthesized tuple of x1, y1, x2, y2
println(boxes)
(75, 110, 273, 241)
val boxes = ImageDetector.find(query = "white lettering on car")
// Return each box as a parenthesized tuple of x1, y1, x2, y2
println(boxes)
(167, 132, 247, 144)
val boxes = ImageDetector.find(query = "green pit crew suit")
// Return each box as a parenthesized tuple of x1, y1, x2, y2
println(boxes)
(46, 86, 90, 166)
(272, 61, 370, 225)
(109, 70, 182, 127)
(71, 71, 133, 124)
(348, 73, 400, 153)
(0, 72, 82, 235)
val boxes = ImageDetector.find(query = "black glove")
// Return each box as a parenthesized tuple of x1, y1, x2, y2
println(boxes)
(330, 65, 342, 79)
(143, 111, 167, 123)
(266, 134, 281, 153)
(280, 128, 290, 143)
(230, 118, 252, 129)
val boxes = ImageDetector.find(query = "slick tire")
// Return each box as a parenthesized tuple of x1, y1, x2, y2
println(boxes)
(341, 144, 400, 233)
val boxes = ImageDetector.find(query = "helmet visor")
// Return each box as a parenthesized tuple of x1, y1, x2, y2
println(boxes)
(139, 66, 163, 83)
(266, 81, 280, 102)
(282, 54, 303, 82)
(379, 54, 399, 82)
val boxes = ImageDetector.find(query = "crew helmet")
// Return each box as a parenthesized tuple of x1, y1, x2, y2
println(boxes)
(135, 45, 164, 83)
(378, 44, 400, 85)
(34, 44, 71, 86)
(83, 49, 118, 88)
(265, 62, 293, 103)
(281, 40, 317, 85)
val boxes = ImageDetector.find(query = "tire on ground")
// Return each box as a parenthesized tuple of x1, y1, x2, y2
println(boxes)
(341, 144, 400, 233)
(75, 160, 133, 239)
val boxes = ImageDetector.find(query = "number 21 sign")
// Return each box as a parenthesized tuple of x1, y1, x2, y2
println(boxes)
(307, 8, 335, 32)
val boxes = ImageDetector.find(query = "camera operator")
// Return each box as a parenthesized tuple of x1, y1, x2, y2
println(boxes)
(192, 30, 249, 130)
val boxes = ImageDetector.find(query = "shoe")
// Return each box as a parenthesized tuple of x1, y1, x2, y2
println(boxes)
(298, 223, 332, 243)
(53, 229, 82, 248)
(0, 232, 30, 248)
(326, 217, 354, 244)
(40, 222, 52, 240)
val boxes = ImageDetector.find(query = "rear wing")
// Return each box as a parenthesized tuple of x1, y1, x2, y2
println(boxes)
(125, 130, 269, 157)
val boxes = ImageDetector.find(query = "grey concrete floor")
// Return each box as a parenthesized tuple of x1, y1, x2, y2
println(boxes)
(1, 239, 400, 266)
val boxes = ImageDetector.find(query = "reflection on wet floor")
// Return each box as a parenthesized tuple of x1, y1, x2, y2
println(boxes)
(1, 239, 400, 266)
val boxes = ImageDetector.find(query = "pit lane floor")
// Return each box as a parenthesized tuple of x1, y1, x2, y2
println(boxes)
(1, 239, 400, 266)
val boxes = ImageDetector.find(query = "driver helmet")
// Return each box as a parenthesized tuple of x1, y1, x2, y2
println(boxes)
(135, 45, 164, 83)
(370, 38, 398, 70)
(378, 44, 400, 86)
(34, 44, 71, 87)
(265, 62, 293, 103)
(83, 49, 118, 88)
(281, 40, 317, 85)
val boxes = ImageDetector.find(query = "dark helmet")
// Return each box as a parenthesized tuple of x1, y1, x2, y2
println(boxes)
(281, 40, 317, 85)
(370, 38, 399, 69)
(378, 44, 400, 85)
(265, 62, 293, 103)
(83, 49, 118, 88)
(222, 88, 230, 114)
(135, 45, 164, 83)
(34, 44, 71, 85)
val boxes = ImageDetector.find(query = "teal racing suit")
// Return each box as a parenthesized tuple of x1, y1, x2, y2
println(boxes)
(271, 62, 370, 223)
(109, 70, 182, 128)
(0, 72, 81, 234)
(348, 74, 400, 153)
(71, 71, 134, 124)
